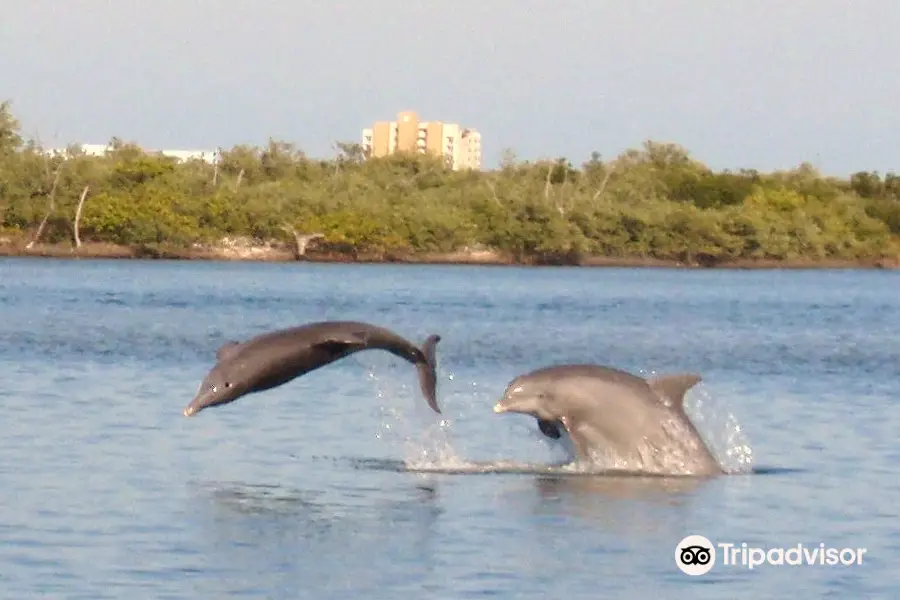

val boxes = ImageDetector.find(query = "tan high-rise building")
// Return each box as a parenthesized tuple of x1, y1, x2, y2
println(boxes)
(361, 110, 482, 171)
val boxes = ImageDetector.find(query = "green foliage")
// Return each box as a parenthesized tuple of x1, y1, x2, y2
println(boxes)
(0, 100, 896, 263)
(0, 101, 23, 155)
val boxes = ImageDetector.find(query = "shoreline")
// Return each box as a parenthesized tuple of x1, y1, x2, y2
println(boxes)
(0, 241, 897, 270)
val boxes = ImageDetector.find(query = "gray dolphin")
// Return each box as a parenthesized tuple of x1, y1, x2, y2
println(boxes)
(492, 364, 723, 476)
(183, 321, 442, 417)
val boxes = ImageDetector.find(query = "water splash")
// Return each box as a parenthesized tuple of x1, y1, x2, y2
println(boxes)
(684, 384, 754, 474)
(365, 367, 464, 469)
(628, 368, 753, 474)
(361, 359, 754, 477)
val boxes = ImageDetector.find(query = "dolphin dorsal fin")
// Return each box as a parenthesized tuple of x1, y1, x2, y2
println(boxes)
(216, 341, 243, 362)
(647, 373, 702, 411)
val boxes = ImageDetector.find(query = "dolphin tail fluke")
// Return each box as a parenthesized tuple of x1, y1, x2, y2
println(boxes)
(648, 373, 702, 413)
(416, 334, 442, 414)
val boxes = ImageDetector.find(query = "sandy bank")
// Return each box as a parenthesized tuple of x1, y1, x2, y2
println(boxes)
(0, 236, 896, 270)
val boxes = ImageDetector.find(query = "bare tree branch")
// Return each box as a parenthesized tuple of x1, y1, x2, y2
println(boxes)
(280, 225, 324, 260)
(484, 179, 503, 207)
(26, 165, 63, 249)
(591, 168, 614, 203)
(234, 168, 244, 191)
(33, 130, 53, 187)
(73, 185, 90, 248)
(558, 163, 571, 216)
(544, 163, 552, 201)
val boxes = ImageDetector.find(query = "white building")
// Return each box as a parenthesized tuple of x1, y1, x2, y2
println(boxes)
(46, 143, 220, 164)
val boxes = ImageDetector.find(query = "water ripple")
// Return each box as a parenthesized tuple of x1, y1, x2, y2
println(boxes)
(0, 259, 897, 598)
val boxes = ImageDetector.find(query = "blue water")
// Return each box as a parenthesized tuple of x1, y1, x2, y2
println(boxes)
(0, 258, 897, 598)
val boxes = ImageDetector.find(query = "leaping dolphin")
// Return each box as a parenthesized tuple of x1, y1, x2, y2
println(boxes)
(183, 321, 442, 417)
(492, 364, 723, 476)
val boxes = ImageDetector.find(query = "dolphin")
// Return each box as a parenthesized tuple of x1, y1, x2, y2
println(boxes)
(492, 364, 723, 476)
(183, 321, 442, 417)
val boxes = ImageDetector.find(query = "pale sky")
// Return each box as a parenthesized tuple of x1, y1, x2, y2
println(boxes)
(2, 1, 897, 175)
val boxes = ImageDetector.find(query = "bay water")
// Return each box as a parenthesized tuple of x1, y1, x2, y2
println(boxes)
(0, 258, 897, 598)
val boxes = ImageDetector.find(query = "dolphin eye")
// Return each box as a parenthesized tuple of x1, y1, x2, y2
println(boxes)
(224, 382, 232, 388)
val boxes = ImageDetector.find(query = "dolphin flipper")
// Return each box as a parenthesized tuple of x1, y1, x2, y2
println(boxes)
(416, 335, 441, 414)
(537, 418, 562, 439)
(647, 373, 702, 412)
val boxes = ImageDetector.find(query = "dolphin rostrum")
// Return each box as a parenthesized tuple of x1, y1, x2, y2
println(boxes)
(183, 321, 442, 417)
(492, 364, 723, 476)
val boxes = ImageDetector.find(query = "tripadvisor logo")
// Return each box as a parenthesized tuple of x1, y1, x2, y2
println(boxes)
(675, 535, 868, 575)
(675, 535, 715, 576)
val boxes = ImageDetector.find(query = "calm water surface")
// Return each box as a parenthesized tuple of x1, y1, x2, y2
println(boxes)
(0, 258, 897, 598)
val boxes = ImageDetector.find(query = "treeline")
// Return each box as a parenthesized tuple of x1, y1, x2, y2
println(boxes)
(1, 100, 898, 265)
